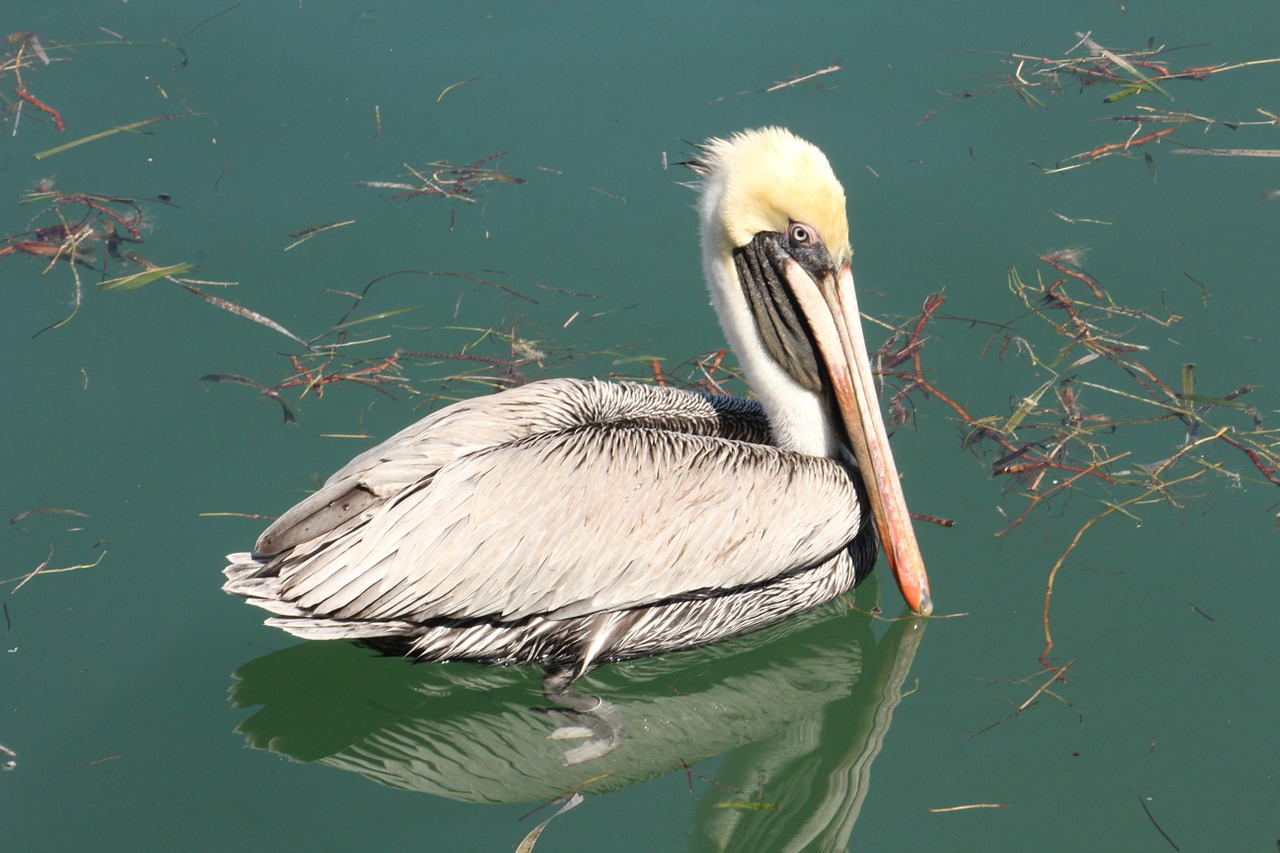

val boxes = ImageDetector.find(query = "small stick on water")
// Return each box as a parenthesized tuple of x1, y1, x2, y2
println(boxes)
(711, 63, 843, 104)
(437, 77, 484, 102)
(518, 777, 608, 821)
(1169, 146, 1280, 158)
(1189, 603, 1215, 622)
(284, 220, 355, 252)
(1138, 795, 1181, 851)
(763, 63, 844, 93)
(10, 508, 89, 530)
(910, 512, 955, 527)
(1017, 660, 1073, 710)
(76, 754, 124, 768)
(176, 3, 241, 43)
(6, 544, 109, 593)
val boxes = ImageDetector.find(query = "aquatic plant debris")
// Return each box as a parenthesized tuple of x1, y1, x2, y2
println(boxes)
(283, 220, 356, 252)
(1138, 794, 1181, 851)
(873, 251, 1278, 675)
(4, 543, 109, 594)
(514, 793, 583, 853)
(9, 507, 88, 530)
(920, 32, 1280, 174)
(711, 62, 844, 104)
(3, 187, 304, 344)
(3, 30, 192, 149)
(356, 151, 526, 203)
(34, 112, 192, 160)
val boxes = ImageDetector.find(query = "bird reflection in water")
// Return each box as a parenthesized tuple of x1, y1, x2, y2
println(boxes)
(230, 602, 925, 853)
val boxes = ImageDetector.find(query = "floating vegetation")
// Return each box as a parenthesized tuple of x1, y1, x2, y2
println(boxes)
(514, 792, 584, 852)
(9, 507, 89, 531)
(2, 542, 109, 595)
(33, 112, 193, 161)
(3, 185, 309, 343)
(2, 32, 64, 136)
(356, 151, 526, 204)
(2, 30, 192, 149)
(199, 278, 749, 426)
(710, 62, 844, 105)
(3, 186, 158, 332)
(873, 251, 1278, 669)
(283, 220, 356, 252)
(921, 31, 1280, 174)
(197, 261, 641, 423)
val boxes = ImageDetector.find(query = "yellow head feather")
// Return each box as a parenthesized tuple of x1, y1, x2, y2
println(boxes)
(697, 127, 850, 264)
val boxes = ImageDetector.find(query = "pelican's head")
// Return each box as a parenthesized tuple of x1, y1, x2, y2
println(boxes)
(696, 127, 851, 269)
(691, 127, 931, 616)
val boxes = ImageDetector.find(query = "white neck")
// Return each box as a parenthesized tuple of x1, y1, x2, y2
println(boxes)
(698, 213, 843, 458)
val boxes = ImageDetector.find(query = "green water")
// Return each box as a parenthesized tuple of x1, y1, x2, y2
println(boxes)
(4, 2, 1277, 851)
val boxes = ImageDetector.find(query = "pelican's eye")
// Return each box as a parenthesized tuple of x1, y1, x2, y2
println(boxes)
(788, 222, 816, 246)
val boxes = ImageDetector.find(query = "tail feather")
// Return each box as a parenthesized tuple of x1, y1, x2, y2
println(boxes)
(224, 552, 419, 641)
(264, 616, 420, 640)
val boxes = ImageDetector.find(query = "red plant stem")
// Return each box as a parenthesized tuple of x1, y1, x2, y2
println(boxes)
(1079, 126, 1175, 160)
(14, 88, 65, 132)
(650, 359, 666, 387)
(1040, 256, 1105, 300)
(1216, 433, 1280, 485)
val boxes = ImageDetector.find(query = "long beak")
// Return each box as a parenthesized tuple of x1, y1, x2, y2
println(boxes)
(784, 260, 932, 615)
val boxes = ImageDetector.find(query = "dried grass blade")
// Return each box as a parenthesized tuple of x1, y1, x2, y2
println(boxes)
(331, 306, 417, 331)
(284, 219, 355, 252)
(98, 263, 197, 292)
(1002, 379, 1055, 435)
(177, 282, 309, 348)
(10, 507, 89, 530)
(1169, 146, 1280, 157)
(515, 793, 583, 853)
(1076, 32, 1174, 100)
(34, 112, 191, 160)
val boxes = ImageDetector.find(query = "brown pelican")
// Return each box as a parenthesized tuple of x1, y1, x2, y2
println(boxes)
(223, 127, 932, 681)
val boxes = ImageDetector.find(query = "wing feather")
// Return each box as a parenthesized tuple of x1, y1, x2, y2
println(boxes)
(273, 425, 863, 624)
(255, 377, 768, 555)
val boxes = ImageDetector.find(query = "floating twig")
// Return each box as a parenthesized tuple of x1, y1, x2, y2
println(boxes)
(9, 507, 88, 530)
(711, 62, 843, 104)
(5, 543, 108, 594)
(1137, 795, 1181, 851)
(356, 151, 525, 204)
(198, 374, 298, 424)
(283, 219, 355, 252)
(515, 793, 584, 852)
(1169, 145, 1280, 158)
(14, 88, 64, 131)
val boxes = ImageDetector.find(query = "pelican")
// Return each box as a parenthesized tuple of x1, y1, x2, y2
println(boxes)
(224, 127, 931, 683)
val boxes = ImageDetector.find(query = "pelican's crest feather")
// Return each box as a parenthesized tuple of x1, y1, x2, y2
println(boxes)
(692, 126, 850, 263)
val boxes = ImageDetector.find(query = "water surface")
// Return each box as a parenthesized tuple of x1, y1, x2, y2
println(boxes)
(4, 2, 1277, 850)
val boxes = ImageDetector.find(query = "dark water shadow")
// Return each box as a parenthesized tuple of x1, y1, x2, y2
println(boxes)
(230, 602, 925, 852)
